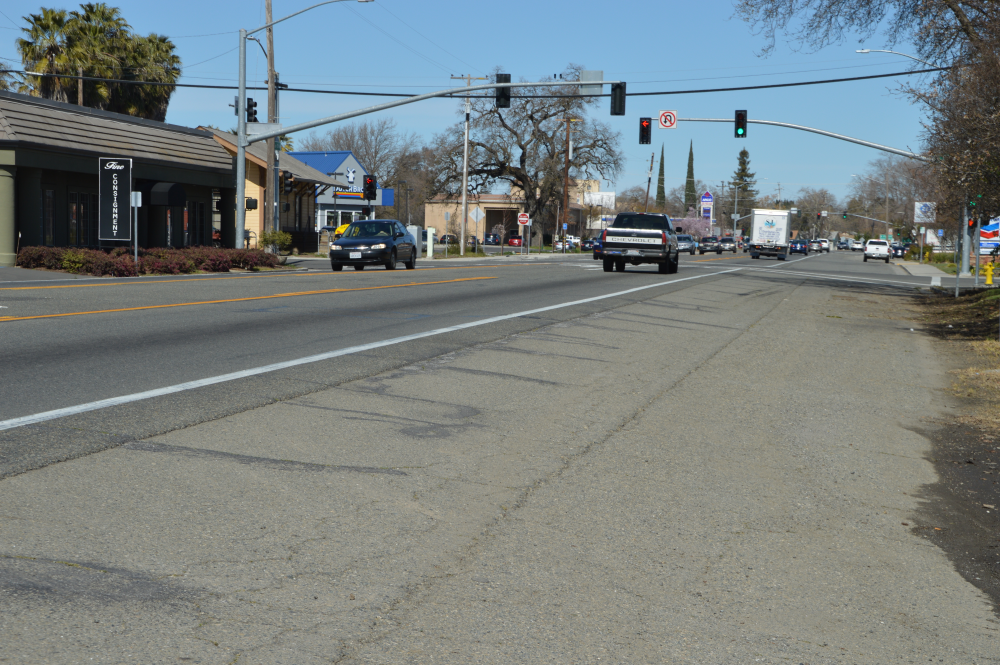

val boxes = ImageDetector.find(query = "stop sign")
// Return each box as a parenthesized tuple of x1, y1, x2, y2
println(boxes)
(517, 213, 529, 225)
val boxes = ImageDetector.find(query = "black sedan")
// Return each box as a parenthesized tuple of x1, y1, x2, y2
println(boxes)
(789, 238, 809, 255)
(890, 244, 906, 258)
(581, 238, 595, 250)
(329, 220, 417, 271)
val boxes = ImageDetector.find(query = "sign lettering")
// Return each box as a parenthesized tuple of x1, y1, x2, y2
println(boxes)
(99, 157, 132, 241)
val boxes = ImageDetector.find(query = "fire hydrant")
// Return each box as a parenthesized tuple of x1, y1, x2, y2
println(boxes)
(985, 262, 996, 286)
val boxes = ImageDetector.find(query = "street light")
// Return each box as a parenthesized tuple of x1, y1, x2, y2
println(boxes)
(236, 0, 373, 248)
(855, 49, 936, 68)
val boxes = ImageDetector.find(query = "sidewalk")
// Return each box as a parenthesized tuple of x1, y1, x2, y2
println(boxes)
(893, 260, 950, 277)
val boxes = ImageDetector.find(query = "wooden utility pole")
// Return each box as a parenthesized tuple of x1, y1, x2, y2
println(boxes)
(556, 117, 581, 243)
(643, 153, 654, 212)
(265, 0, 277, 235)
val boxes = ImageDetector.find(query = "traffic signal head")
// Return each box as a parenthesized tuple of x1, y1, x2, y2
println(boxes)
(842, 211, 848, 219)
(363, 175, 377, 201)
(361, 206, 372, 217)
(495, 73, 511, 108)
(735, 110, 747, 138)
(968, 217, 976, 229)
(610, 82, 626, 116)
(246, 97, 258, 123)
(969, 194, 982, 208)
(639, 117, 651, 145)
(283, 174, 294, 194)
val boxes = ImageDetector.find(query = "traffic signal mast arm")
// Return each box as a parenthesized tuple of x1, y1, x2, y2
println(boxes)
(242, 80, 623, 146)
(686, 117, 925, 161)
(842, 212, 895, 225)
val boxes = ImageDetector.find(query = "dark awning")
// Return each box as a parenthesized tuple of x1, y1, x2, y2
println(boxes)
(149, 182, 186, 207)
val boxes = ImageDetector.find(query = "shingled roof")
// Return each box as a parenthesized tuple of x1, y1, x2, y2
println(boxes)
(205, 129, 349, 189)
(0, 90, 232, 174)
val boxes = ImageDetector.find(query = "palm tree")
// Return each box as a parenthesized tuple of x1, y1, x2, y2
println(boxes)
(109, 33, 179, 121)
(67, 3, 131, 107)
(17, 8, 71, 102)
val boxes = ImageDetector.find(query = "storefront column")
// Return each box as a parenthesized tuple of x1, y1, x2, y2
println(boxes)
(0, 166, 17, 266)
(16, 167, 42, 249)
(219, 187, 236, 249)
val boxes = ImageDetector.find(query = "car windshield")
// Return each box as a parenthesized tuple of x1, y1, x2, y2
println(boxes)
(703, 237, 717, 242)
(344, 222, 394, 238)
(676, 235, 693, 241)
(868, 240, 888, 246)
(611, 214, 671, 231)
(720, 237, 734, 242)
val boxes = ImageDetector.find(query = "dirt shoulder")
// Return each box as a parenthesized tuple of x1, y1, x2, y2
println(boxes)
(913, 288, 1000, 610)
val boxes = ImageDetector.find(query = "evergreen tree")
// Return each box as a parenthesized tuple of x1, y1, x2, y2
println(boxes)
(683, 141, 696, 214)
(731, 148, 758, 217)
(655, 144, 666, 210)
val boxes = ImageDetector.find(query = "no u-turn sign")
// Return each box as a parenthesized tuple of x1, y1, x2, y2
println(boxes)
(658, 110, 677, 129)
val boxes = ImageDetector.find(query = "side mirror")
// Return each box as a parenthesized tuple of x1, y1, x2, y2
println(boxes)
(395, 232, 404, 238)
(675, 226, 683, 233)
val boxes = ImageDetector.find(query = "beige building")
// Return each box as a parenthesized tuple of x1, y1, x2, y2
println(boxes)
(207, 130, 343, 248)
(423, 179, 598, 240)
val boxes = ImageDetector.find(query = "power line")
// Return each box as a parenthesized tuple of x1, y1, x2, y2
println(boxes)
(2, 66, 951, 98)
(375, 1, 485, 76)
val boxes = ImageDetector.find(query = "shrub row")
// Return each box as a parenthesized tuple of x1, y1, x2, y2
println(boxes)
(16, 246, 278, 276)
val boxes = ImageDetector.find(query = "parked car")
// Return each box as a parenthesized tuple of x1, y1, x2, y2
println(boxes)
(329, 220, 417, 271)
(851, 239, 864, 251)
(467, 236, 479, 248)
(863, 239, 891, 263)
(789, 238, 810, 255)
(581, 238, 595, 250)
(890, 244, 906, 258)
(554, 239, 576, 250)
(484, 233, 501, 245)
(719, 236, 738, 253)
(676, 234, 696, 255)
(439, 233, 459, 245)
(699, 236, 722, 254)
(508, 236, 522, 247)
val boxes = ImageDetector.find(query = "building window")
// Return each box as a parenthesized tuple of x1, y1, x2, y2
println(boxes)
(43, 190, 55, 246)
(69, 192, 78, 246)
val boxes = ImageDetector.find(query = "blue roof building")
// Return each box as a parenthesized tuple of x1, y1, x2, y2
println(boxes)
(289, 151, 395, 229)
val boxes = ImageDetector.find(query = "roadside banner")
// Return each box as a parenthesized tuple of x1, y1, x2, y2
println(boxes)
(99, 157, 132, 241)
(980, 217, 1000, 251)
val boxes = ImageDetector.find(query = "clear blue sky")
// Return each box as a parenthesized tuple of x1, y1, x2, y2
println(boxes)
(0, 0, 928, 202)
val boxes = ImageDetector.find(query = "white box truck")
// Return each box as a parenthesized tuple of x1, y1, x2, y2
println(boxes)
(748, 209, 791, 261)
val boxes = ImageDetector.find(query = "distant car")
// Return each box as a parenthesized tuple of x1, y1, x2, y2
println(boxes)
(719, 236, 738, 253)
(864, 239, 891, 263)
(699, 236, 722, 254)
(809, 239, 823, 252)
(484, 233, 500, 245)
(581, 238, 595, 250)
(837, 240, 850, 250)
(508, 236, 522, 247)
(789, 238, 809, 255)
(592, 236, 603, 260)
(467, 236, 479, 248)
(818, 239, 831, 252)
(890, 244, 906, 258)
(851, 239, 864, 251)
(676, 234, 696, 255)
(439, 234, 459, 245)
(554, 239, 575, 250)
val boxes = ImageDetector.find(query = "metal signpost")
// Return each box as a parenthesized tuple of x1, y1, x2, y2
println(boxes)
(98, 157, 132, 243)
(518, 213, 529, 256)
(131, 191, 142, 265)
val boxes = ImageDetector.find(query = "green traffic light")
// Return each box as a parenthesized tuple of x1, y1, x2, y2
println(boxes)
(737, 128, 744, 135)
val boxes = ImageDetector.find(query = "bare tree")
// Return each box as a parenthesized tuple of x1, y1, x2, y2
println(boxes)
(429, 66, 624, 241)
(301, 118, 419, 186)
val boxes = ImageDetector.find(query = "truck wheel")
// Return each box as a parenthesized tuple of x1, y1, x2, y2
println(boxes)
(658, 260, 669, 274)
(777, 255, 786, 261)
(885, 256, 890, 263)
(717, 249, 722, 255)
(690, 249, 695, 255)
(603, 258, 613, 272)
(863, 255, 868, 262)
(615, 259, 625, 272)
(668, 252, 679, 274)
(330, 262, 343, 271)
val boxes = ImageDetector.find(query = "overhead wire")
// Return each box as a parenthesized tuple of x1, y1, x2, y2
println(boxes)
(341, 4, 453, 75)
(374, 0, 486, 76)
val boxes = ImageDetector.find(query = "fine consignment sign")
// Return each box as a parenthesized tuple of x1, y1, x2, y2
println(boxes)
(99, 157, 132, 241)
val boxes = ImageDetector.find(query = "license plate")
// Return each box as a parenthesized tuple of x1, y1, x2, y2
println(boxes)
(626, 249, 641, 256)
(350, 252, 362, 259)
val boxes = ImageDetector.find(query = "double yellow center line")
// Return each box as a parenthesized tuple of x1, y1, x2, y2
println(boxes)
(0, 276, 496, 323)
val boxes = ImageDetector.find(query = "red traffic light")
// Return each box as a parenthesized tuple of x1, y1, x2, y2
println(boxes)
(640, 119, 650, 128)
(968, 218, 976, 229)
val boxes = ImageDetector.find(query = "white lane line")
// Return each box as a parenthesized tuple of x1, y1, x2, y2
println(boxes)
(0, 268, 740, 432)
(741, 266, 930, 287)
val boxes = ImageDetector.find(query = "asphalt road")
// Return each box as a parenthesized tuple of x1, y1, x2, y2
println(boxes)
(1, 247, 996, 664)
(0, 250, 949, 480)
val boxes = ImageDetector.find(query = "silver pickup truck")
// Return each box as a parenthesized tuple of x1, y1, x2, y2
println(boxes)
(600, 213, 680, 274)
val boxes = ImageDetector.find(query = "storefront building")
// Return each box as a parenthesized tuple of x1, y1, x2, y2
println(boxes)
(287, 151, 394, 229)
(0, 91, 236, 266)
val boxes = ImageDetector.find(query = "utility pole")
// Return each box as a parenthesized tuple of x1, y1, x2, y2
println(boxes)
(643, 152, 654, 212)
(555, 117, 581, 244)
(265, 0, 276, 238)
(451, 74, 487, 256)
